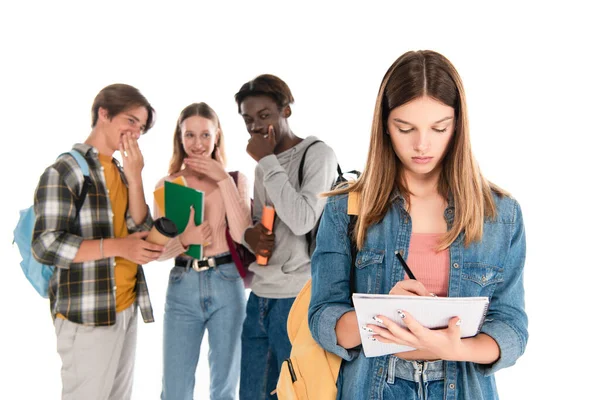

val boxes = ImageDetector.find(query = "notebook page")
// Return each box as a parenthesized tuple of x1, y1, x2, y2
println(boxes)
(352, 294, 489, 358)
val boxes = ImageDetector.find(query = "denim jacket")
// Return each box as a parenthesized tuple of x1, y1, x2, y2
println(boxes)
(308, 191, 528, 400)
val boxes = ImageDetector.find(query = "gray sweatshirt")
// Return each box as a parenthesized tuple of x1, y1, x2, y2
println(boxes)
(243, 136, 338, 298)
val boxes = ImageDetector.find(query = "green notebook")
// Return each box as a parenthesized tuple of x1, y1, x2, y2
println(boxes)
(164, 180, 204, 259)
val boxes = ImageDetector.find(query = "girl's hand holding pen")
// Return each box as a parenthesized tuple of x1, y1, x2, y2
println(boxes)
(391, 250, 437, 297)
(389, 280, 430, 296)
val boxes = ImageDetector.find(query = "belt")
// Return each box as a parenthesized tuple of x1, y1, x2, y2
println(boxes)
(174, 254, 233, 272)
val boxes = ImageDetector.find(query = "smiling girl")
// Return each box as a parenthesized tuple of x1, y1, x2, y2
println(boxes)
(154, 102, 251, 400)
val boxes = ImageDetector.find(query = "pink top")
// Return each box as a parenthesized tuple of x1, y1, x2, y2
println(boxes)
(155, 172, 252, 260)
(403, 233, 450, 297)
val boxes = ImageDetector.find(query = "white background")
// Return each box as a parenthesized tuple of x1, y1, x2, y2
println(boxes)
(1, 1, 598, 399)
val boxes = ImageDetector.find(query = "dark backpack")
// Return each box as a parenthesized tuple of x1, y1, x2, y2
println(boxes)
(225, 171, 256, 288)
(298, 140, 361, 255)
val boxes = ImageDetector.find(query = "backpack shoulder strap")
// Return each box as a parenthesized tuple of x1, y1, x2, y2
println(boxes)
(298, 140, 323, 187)
(348, 214, 358, 302)
(226, 171, 240, 228)
(228, 171, 239, 186)
(61, 149, 92, 215)
(67, 149, 90, 177)
(348, 193, 359, 303)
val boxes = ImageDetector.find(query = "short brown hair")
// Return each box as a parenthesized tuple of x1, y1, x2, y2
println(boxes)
(91, 84, 155, 133)
(234, 74, 294, 113)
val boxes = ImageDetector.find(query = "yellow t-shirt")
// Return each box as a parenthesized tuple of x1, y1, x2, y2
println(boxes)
(99, 153, 138, 312)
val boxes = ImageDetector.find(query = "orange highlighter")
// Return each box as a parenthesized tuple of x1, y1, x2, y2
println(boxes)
(256, 205, 275, 265)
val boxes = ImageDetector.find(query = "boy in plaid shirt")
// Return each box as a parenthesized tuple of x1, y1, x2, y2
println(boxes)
(32, 84, 164, 400)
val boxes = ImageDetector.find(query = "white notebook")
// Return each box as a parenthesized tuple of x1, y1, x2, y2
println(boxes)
(352, 293, 490, 358)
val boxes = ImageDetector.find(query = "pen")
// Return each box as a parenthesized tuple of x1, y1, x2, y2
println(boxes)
(395, 250, 416, 280)
(394, 250, 437, 296)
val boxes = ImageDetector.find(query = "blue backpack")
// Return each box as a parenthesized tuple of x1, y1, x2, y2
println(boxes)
(13, 150, 92, 298)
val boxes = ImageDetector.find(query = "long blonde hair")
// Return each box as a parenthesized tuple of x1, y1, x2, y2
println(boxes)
(329, 50, 505, 250)
(168, 102, 227, 175)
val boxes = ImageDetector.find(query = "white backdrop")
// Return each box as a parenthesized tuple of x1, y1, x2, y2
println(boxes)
(1, 1, 598, 399)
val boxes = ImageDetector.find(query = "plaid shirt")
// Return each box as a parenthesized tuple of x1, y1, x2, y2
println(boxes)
(32, 143, 155, 326)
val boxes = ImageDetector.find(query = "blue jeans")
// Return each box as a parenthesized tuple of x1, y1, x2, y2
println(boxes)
(382, 359, 445, 400)
(239, 292, 295, 400)
(161, 261, 246, 400)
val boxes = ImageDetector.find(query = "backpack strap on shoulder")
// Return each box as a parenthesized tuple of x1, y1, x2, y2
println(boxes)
(226, 171, 241, 226)
(68, 150, 92, 214)
(348, 192, 359, 303)
(67, 150, 90, 177)
(298, 140, 323, 187)
(59, 149, 92, 216)
(228, 170, 239, 186)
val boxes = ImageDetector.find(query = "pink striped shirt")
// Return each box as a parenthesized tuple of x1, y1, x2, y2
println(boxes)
(403, 233, 450, 297)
